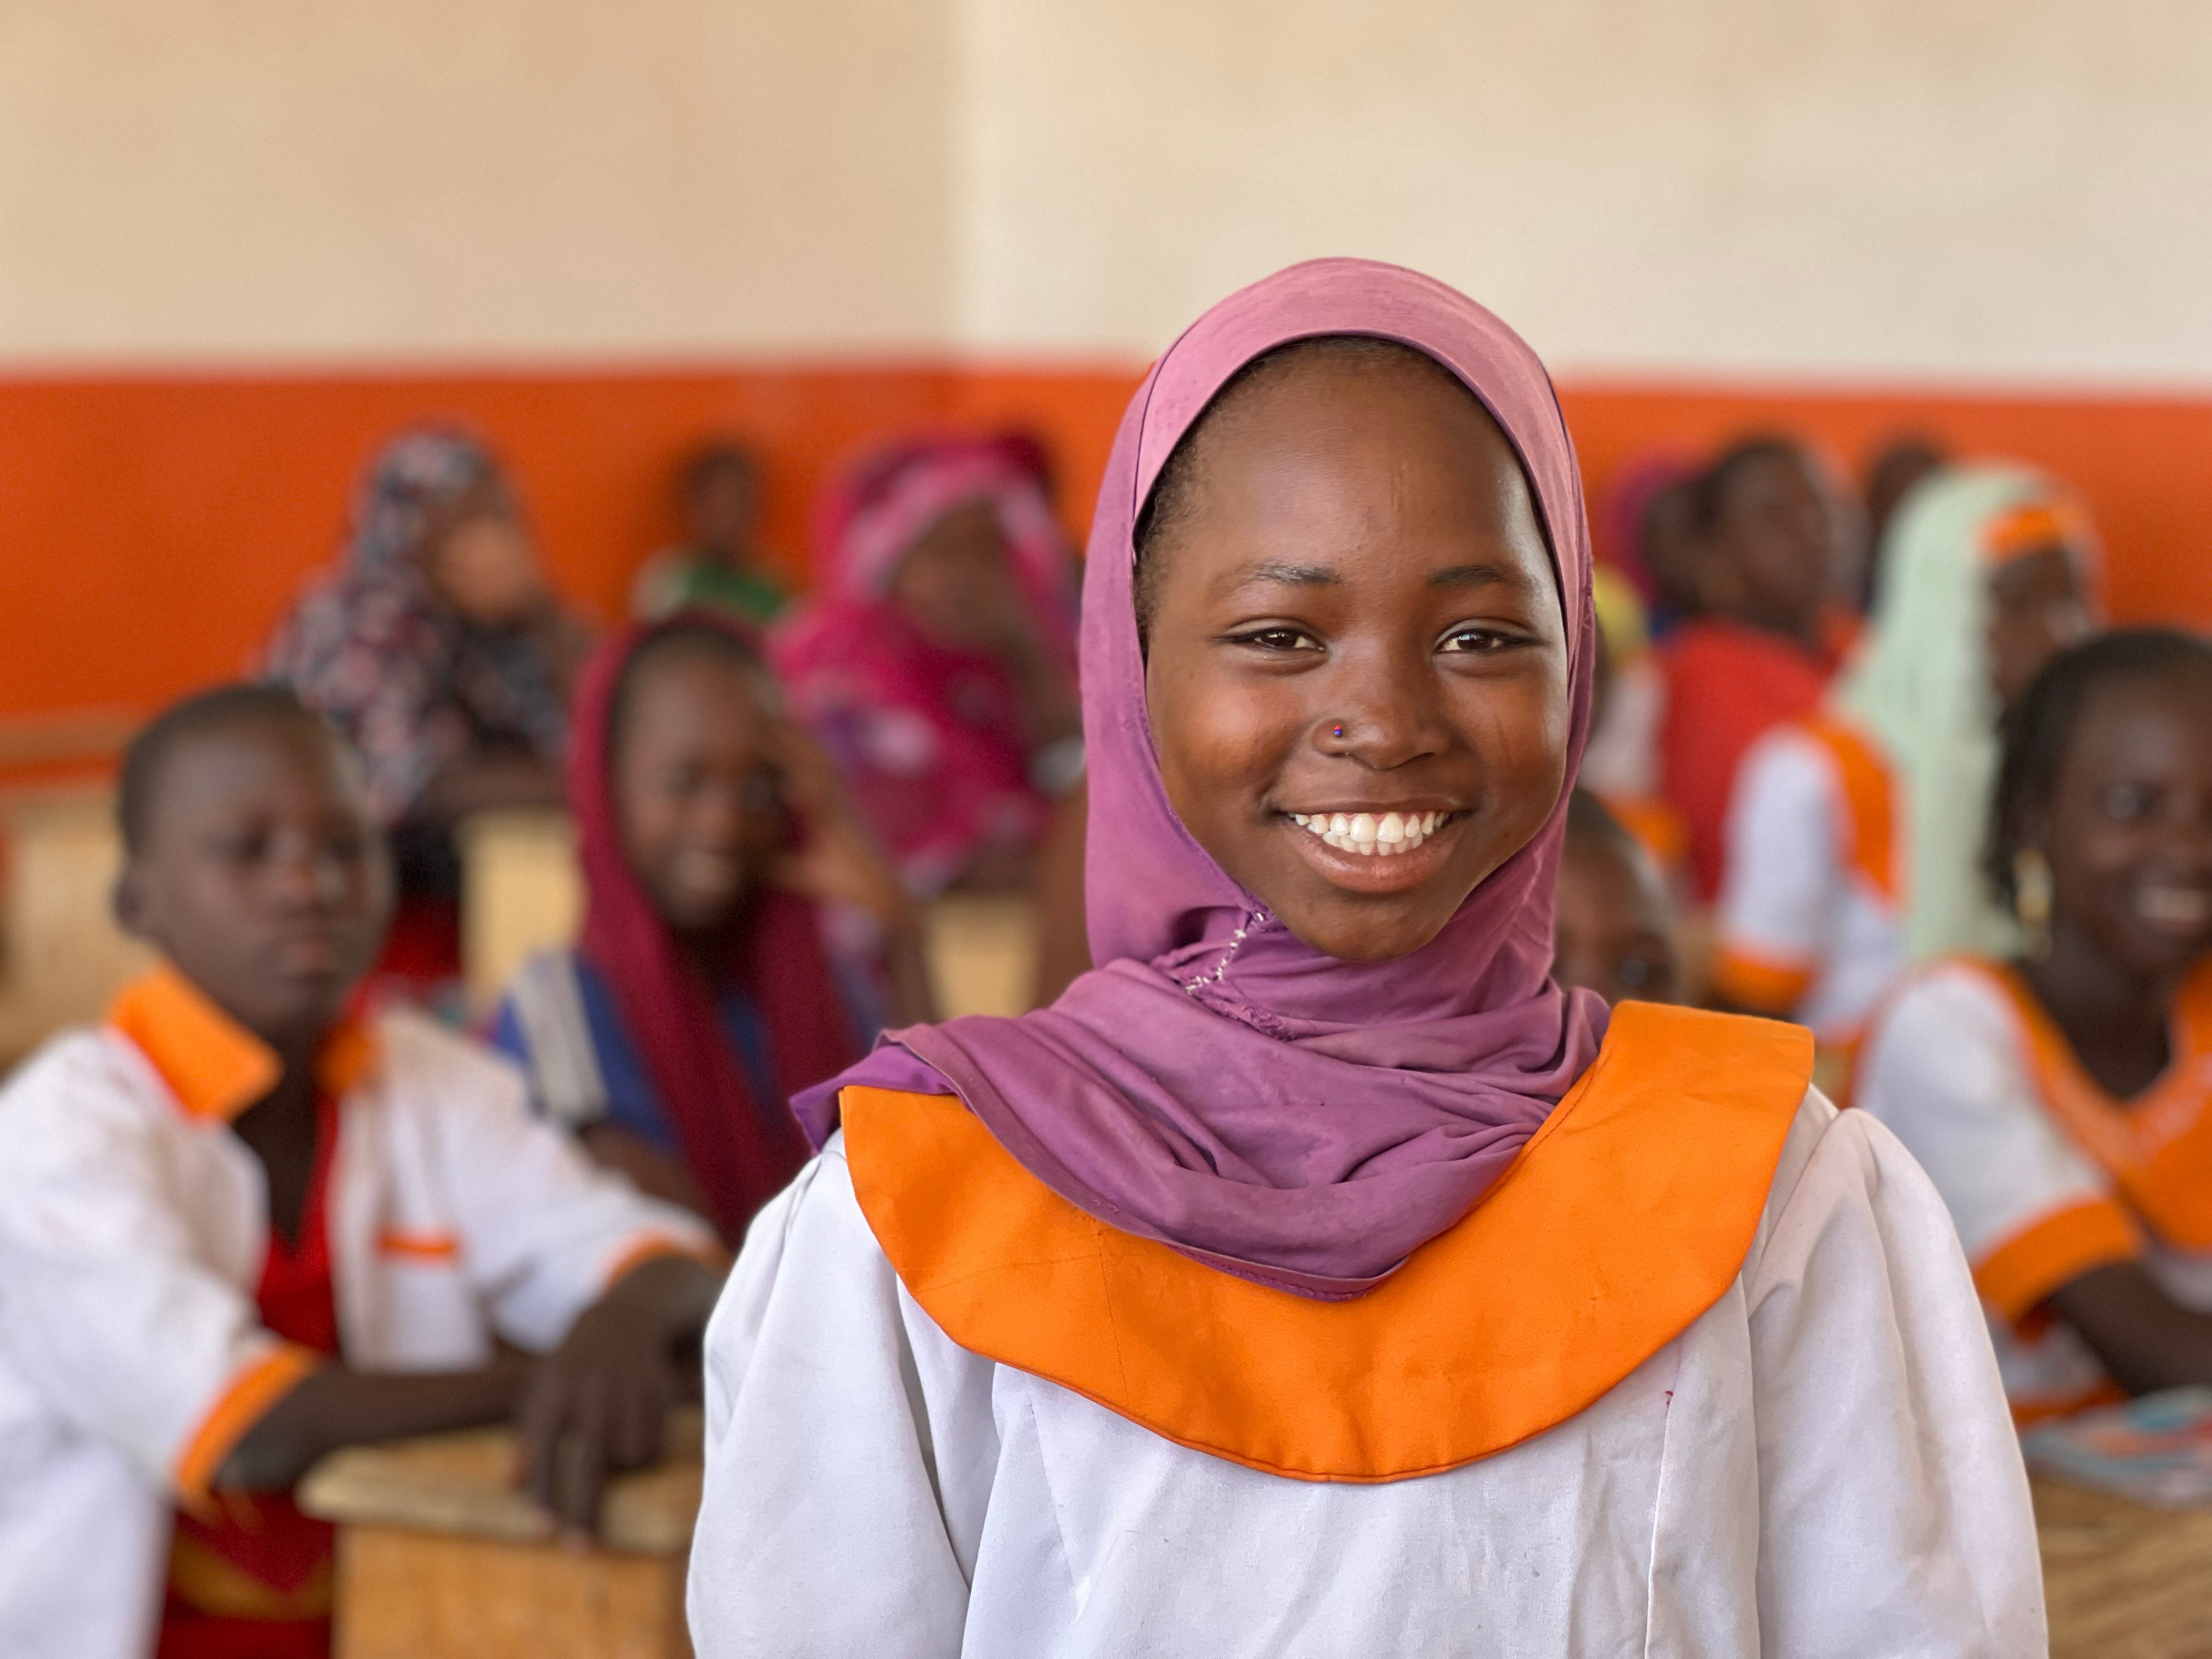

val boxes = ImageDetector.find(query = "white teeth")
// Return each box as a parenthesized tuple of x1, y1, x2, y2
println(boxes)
(1289, 809, 1451, 857)
(2140, 887, 2212, 927)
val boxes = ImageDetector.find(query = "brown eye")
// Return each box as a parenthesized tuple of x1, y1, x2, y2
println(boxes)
(1438, 627, 1514, 654)
(1231, 627, 1323, 653)
(2102, 783, 2155, 821)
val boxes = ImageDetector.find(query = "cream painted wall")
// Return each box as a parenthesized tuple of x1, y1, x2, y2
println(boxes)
(5, 1, 2210, 377)
(955, 0, 2212, 380)
(0, 0, 955, 360)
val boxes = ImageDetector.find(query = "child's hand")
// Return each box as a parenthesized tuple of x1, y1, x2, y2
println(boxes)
(765, 721, 918, 935)
(515, 1254, 717, 1539)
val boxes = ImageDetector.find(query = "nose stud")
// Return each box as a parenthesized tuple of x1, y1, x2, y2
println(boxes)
(1330, 724, 1346, 739)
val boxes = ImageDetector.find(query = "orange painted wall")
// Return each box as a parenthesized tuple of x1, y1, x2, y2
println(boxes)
(3, 364, 2209, 727)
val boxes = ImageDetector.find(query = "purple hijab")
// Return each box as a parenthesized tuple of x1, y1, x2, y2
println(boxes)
(797, 258, 1609, 1299)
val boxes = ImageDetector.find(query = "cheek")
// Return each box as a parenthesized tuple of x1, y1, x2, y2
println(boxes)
(1149, 660, 1306, 821)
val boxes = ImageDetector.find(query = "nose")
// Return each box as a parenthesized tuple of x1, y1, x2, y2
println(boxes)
(269, 839, 347, 911)
(1314, 648, 1453, 771)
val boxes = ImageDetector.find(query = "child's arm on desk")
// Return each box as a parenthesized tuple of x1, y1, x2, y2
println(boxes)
(222, 1254, 720, 1535)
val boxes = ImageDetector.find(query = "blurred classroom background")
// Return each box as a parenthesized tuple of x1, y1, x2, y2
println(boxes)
(9, 5, 2212, 1654)
(12, 0, 2212, 1059)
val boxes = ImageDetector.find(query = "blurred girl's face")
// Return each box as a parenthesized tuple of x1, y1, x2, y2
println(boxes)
(1141, 348, 1570, 963)
(888, 500, 1020, 649)
(614, 648, 785, 936)
(1986, 544, 2095, 709)
(2039, 670, 2212, 986)
(430, 505, 543, 627)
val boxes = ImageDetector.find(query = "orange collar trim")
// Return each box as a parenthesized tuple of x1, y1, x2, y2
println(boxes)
(844, 1001, 1813, 1484)
(1796, 712, 1901, 903)
(108, 965, 377, 1124)
(1966, 957, 2212, 1250)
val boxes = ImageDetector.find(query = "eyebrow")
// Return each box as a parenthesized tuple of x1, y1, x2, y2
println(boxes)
(1211, 561, 1345, 599)
(1429, 562, 1543, 593)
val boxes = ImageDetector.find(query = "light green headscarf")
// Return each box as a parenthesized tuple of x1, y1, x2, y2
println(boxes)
(1833, 463, 2067, 962)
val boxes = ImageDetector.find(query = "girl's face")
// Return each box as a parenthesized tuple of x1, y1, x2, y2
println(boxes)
(1142, 351, 1570, 963)
(614, 648, 786, 936)
(2039, 670, 2212, 986)
(430, 506, 543, 628)
(1987, 544, 2094, 708)
(888, 500, 1022, 650)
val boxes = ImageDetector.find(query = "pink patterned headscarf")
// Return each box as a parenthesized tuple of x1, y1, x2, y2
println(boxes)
(799, 260, 1608, 1299)
(769, 435, 1076, 894)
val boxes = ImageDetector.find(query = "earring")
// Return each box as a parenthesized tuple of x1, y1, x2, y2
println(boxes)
(2013, 848, 2055, 962)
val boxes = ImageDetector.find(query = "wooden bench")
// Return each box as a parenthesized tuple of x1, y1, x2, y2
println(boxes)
(298, 1413, 702, 1659)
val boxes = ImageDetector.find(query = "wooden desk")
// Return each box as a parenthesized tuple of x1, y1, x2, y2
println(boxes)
(2036, 1475, 2212, 1656)
(299, 1414, 701, 1659)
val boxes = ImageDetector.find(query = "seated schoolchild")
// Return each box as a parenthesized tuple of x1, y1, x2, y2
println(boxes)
(686, 260, 2039, 1655)
(770, 434, 1082, 896)
(1860, 629, 2212, 1424)
(264, 428, 595, 1002)
(1552, 789, 1681, 1006)
(1713, 469, 2097, 1044)
(494, 619, 931, 1247)
(1658, 436, 1857, 900)
(0, 686, 718, 1659)
(630, 443, 790, 628)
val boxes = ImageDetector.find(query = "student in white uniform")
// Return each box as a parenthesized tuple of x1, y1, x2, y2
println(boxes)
(0, 685, 719, 1659)
(686, 259, 2041, 1658)
(1859, 629, 2212, 1424)
(1713, 468, 2096, 1046)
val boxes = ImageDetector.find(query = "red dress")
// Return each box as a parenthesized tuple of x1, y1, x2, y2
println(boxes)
(157, 1094, 342, 1659)
(1658, 617, 1842, 901)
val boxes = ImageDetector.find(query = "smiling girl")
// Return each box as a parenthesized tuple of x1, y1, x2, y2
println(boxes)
(1859, 629, 2212, 1424)
(686, 261, 2038, 1656)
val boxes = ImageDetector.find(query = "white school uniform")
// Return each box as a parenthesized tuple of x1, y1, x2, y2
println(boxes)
(1713, 716, 1906, 1043)
(1857, 957, 2212, 1420)
(0, 973, 714, 1659)
(687, 1087, 2041, 1657)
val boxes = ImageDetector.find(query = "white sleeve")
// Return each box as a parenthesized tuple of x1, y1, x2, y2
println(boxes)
(1855, 967, 2115, 1273)
(1714, 730, 1843, 995)
(1745, 1100, 2045, 1657)
(0, 1041, 300, 1493)
(391, 1020, 716, 1352)
(689, 1138, 994, 1659)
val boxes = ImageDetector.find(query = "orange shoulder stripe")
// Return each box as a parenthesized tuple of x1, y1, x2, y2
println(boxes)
(1966, 957, 2212, 1251)
(844, 1001, 1814, 1484)
(1798, 714, 1900, 903)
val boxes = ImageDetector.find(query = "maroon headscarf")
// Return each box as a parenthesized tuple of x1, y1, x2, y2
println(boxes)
(799, 259, 1609, 1297)
(573, 618, 859, 1243)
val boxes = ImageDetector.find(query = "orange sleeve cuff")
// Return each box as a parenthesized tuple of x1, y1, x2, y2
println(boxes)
(603, 1231, 725, 1290)
(171, 1344, 325, 1502)
(1973, 1197, 2142, 1325)
(1710, 944, 1815, 1015)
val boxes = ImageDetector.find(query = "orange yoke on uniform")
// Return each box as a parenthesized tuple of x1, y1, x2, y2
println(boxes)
(1969, 958, 2212, 1322)
(842, 1001, 1814, 1483)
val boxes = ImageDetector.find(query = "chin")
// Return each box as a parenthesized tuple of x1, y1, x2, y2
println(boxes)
(1274, 901, 1456, 964)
